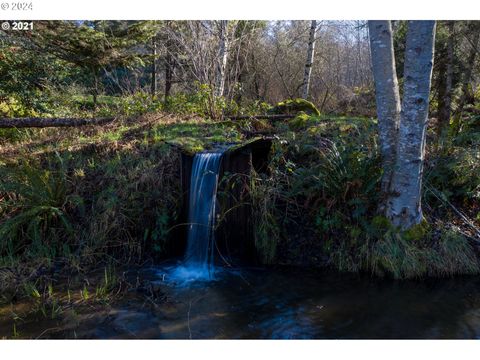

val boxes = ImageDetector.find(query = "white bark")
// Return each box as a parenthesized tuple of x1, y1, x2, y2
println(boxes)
(368, 21, 401, 202)
(151, 36, 157, 97)
(387, 21, 436, 228)
(215, 20, 229, 97)
(302, 20, 317, 99)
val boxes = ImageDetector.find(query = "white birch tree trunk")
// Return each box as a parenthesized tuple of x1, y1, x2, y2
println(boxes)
(387, 20, 436, 228)
(215, 20, 229, 98)
(368, 21, 401, 206)
(151, 35, 157, 98)
(302, 20, 317, 100)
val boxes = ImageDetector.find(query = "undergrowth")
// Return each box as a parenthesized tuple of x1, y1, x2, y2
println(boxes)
(0, 120, 182, 282)
(251, 110, 480, 278)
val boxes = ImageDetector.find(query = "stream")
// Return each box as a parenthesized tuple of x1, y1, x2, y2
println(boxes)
(4, 264, 480, 339)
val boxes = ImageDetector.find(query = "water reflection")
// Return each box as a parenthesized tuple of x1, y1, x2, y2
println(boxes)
(146, 265, 480, 339)
(3, 265, 480, 339)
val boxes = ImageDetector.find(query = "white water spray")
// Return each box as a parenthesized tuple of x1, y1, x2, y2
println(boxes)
(170, 151, 224, 282)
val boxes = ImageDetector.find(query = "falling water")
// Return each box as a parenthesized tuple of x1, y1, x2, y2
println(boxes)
(170, 151, 224, 282)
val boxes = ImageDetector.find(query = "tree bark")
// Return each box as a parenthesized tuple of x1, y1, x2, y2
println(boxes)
(0, 117, 115, 128)
(302, 20, 317, 100)
(387, 20, 436, 228)
(437, 21, 454, 140)
(164, 22, 174, 101)
(151, 35, 157, 98)
(368, 21, 401, 209)
(215, 20, 229, 98)
(456, 23, 480, 115)
(92, 68, 99, 110)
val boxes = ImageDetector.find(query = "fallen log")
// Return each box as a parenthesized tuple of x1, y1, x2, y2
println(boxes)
(227, 114, 295, 121)
(0, 117, 116, 128)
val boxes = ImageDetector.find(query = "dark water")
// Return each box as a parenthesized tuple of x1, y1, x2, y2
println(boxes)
(4, 265, 480, 339)
(90, 265, 480, 339)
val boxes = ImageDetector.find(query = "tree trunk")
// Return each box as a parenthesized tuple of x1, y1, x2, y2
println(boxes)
(165, 22, 174, 101)
(435, 44, 447, 132)
(456, 24, 480, 115)
(301, 20, 317, 100)
(215, 20, 229, 98)
(437, 21, 454, 141)
(92, 68, 99, 110)
(151, 36, 157, 98)
(368, 20, 401, 210)
(387, 21, 436, 229)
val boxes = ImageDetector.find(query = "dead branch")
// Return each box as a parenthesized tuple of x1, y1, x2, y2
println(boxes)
(0, 117, 116, 129)
(227, 114, 295, 121)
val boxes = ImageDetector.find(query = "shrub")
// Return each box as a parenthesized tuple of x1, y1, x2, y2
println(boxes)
(164, 83, 239, 119)
(424, 147, 480, 204)
(118, 92, 163, 117)
(291, 138, 382, 234)
(0, 96, 38, 118)
(248, 118, 382, 265)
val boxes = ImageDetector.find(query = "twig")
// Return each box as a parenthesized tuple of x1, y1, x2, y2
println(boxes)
(425, 185, 480, 242)
(35, 327, 61, 339)
(227, 114, 295, 121)
(186, 294, 207, 339)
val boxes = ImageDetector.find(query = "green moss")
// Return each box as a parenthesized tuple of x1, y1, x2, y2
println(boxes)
(402, 221, 430, 242)
(369, 215, 393, 238)
(349, 226, 362, 244)
(288, 111, 313, 130)
(166, 138, 205, 154)
(270, 98, 320, 116)
(225, 137, 263, 154)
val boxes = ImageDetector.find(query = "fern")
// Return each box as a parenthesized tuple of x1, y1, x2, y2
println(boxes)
(0, 158, 74, 258)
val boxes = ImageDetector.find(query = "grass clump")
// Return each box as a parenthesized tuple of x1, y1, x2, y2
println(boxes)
(368, 226, 479, 279)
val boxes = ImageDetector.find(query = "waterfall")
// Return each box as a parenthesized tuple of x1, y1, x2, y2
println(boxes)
(172, 151, 224, 282)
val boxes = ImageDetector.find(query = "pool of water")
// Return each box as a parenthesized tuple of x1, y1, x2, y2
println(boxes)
(144, 265, 480, 339)
(3, 264, 480, 339)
